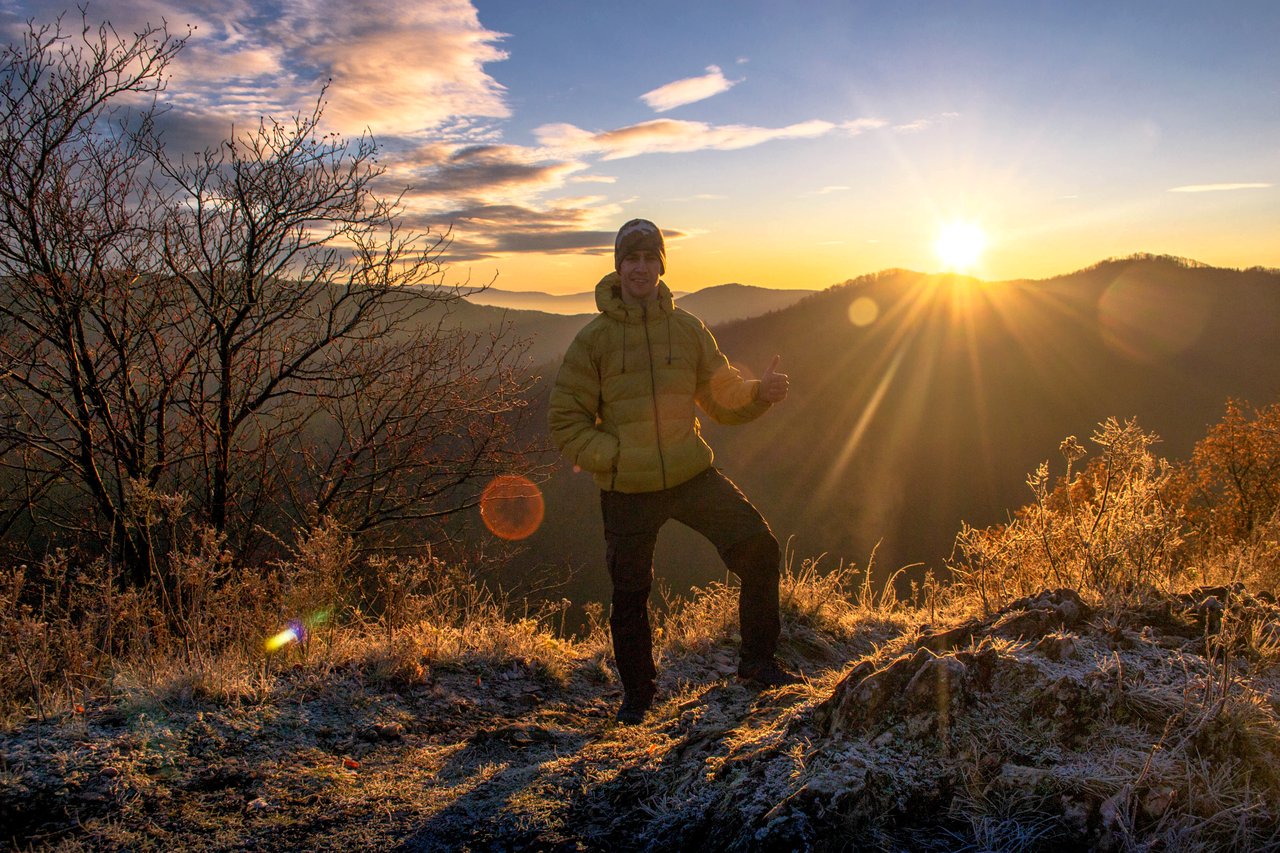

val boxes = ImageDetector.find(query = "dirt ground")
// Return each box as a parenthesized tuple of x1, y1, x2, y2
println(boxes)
(5, 586, 1280, 851)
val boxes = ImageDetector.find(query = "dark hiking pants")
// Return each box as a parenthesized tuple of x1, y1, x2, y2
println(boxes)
(600, 467, 781, 698)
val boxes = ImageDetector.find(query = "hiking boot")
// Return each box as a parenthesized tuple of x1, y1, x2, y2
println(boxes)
(738, 659, 801, 689)
(615, 689, 655, 725)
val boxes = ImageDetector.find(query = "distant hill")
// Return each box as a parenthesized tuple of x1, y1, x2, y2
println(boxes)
(460, 288, 610, 316)
(415, 298, 591, 369)
(442, 283, 818, 372)
(675, 283, 818, 325)
(462, 283, 815, 326)
(512, 256, 1280, 603)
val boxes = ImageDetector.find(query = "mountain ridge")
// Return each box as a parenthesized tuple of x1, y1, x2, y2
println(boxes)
(509, 255, 1280, 606)
(461, 281, 817, 323)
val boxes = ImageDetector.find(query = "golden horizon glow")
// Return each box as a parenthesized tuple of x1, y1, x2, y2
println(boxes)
(934, 221, 988, 272)
(449, 215, 1277, 297)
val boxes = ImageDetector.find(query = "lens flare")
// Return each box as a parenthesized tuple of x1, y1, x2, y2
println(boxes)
(264, 611, 330, 653)
(265, 624, 300, 652)
(480, 474, 545, 540)
(1097, 269, 1212, 363)
(848, 296, 879, 327)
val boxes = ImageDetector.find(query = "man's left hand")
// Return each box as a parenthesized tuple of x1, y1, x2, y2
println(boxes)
(759, 355, 789, 403)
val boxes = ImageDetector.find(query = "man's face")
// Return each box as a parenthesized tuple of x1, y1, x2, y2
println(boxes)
(618, 249, 662, 303)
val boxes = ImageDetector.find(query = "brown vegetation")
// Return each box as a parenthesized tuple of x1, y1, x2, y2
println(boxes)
(4, 401, 1280, 850)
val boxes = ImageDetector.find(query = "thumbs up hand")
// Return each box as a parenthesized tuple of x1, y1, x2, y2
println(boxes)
(759, 355, 789, 403)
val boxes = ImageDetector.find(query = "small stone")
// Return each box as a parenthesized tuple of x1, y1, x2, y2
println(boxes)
(1035, 634, 1078, 661)
(374, 722, 406, 740)
(1000, 763, 1050, 790)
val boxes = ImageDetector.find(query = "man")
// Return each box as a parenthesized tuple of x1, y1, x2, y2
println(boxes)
(548, 218, 797, 726)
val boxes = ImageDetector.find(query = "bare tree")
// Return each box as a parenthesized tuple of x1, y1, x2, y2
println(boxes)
(0, 13, 539, 579)
(154, 101, 538, 557)
(268, 318, 537, 549)
(0, 13, 186, 578)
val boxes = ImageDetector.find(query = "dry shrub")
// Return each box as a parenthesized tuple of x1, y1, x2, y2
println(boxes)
(653, 543, 922, 675)
(781, 552, 858, 628)
(365, 552, 445, 643)
(112, 651, 276, 715)
(574, 600, 616, 683)
(0, 553, 144, 723)
(781, 541, 930, 627)
(1184, 507, 1280, 594)
(164, 528, 280, 664)
(355, 559, 583, 685)
(362, 630, 432, 687)
(1160, 398, 1280, 595)
(0, 511, 599, 722)
(0, 521, 340, 723)
(952, 418, 1185, 613)
(275, 517, 360, 655)
(1170, 399, 1280, 554)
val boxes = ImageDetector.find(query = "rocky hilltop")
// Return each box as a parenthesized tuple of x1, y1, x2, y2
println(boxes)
(5, 579, 1278, 851)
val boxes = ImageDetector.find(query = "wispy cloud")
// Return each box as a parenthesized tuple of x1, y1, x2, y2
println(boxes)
(811, 185, 851, 195)
(537, 118, 839, 160)
(1168, 182, 1272, 193)
(891, 112, 959, 133)
(641, 65, 739, 112)
(843, 118, 888, 135)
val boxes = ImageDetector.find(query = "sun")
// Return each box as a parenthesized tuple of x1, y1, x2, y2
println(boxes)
(934, 221, 987, 272)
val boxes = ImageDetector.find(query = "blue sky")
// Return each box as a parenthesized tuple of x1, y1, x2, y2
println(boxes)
(5, 0, 1277, 291)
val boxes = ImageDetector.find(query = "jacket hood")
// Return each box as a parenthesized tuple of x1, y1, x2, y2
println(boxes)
(595, 271, 675, 322)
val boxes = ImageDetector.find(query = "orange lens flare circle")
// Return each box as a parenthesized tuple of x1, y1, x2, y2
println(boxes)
(848, 296, 879, 327)
(479, 475, 545, 541)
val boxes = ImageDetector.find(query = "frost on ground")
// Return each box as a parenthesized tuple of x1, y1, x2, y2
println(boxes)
(4, 585, 1280, 852)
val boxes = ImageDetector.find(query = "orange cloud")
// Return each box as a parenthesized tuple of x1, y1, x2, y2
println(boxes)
(536, 117, 837, 160)
(304, 0, 510, 135)
(153, 0, 512, 139)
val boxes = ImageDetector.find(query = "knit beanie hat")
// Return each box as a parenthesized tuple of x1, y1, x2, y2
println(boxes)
(614, 219, 666, 273)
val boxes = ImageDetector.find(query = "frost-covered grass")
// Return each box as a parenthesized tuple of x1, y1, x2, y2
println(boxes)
(6, 410, 1280, 848)
(4, 534, 1280, 851)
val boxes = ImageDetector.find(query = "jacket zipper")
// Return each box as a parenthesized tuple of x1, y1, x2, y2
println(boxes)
(641, 302, 668, 489)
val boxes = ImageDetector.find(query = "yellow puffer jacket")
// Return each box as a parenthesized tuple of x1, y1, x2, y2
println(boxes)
(549, 272, 770, 493)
